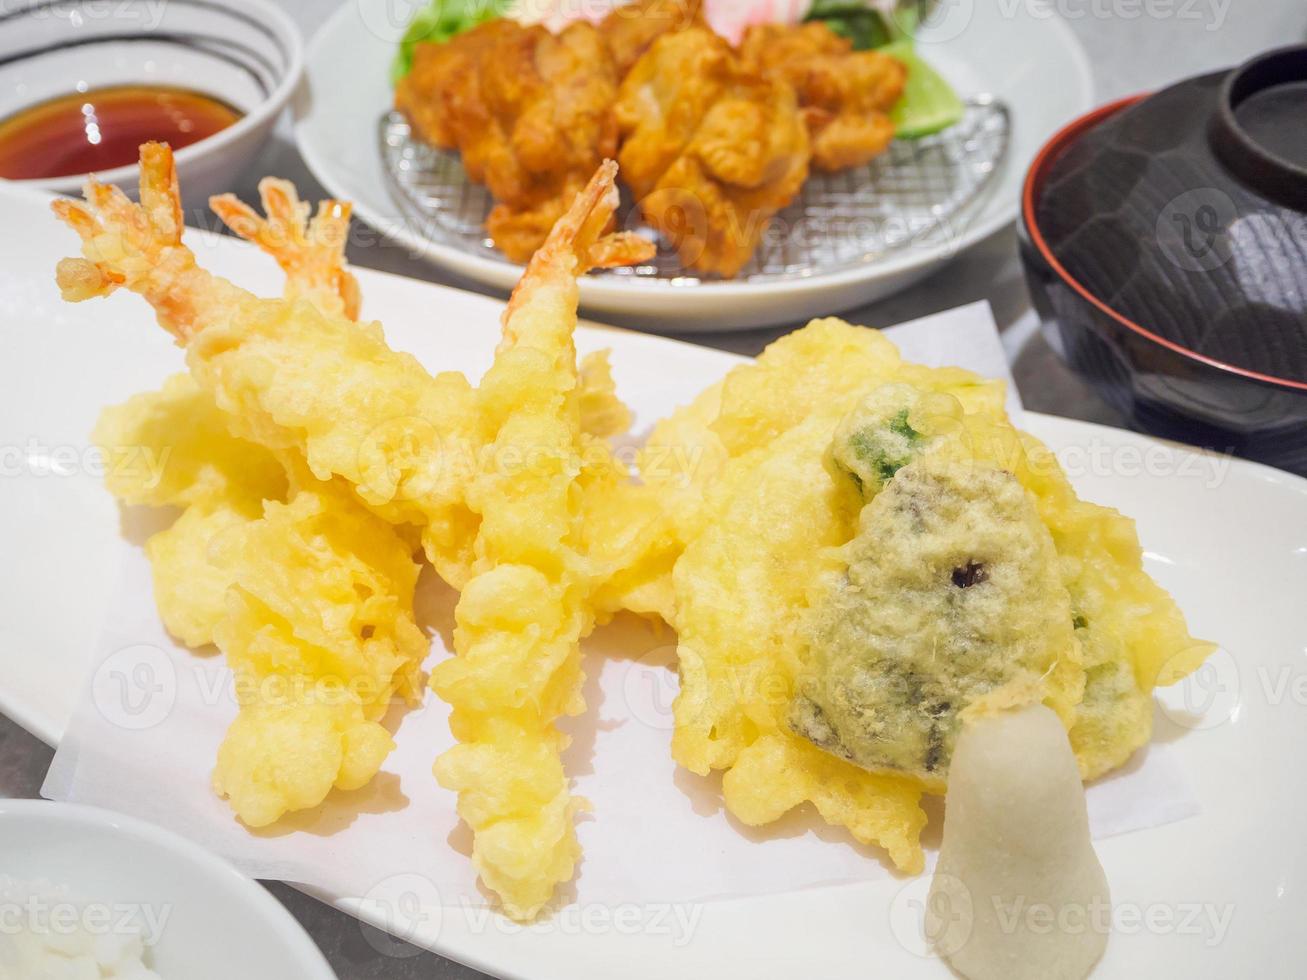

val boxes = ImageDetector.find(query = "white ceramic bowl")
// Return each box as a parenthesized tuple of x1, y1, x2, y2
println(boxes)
(0, 799, 336, 979)
(0, 0, 303, 207)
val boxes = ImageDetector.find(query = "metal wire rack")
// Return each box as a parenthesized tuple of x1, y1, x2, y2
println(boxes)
(379, 97, 1010, 284)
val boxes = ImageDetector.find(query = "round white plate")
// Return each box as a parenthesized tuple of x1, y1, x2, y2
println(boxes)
(3, 182, 1306, 978)
(293, 0, 1093, 331)
(0, 799, 335, 979)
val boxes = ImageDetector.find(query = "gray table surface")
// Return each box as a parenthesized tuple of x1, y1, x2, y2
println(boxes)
(3, 1, 1304, 976)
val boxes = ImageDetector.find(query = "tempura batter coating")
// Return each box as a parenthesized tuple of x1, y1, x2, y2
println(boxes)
(211, 486, 427, 827)
(146, 505, 254, 649)
(670, 404, 927, 869)
(91, 372, 285, 512)
(1018, 434, 1214, 779)
(65, 151, 432, 827)
(659, 317, 1212, 867)
(577, 348, 632, 439)
(647, 324, 994, 866)
(793, 455, 1082, 789)
(54, 143, 651, 592)
(431, 163, 651, 919)
(92, 372, 286, 647)
(824, 380, 1214, 780)
(54, 143, 490, 585)
(55, 143, 671, 913)
(640, 319, 1006, 606)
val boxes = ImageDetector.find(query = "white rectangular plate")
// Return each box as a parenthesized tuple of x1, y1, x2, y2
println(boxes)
(2, 183, 1305, 979)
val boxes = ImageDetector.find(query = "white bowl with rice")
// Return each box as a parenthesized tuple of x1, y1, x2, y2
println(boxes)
(0, 800, 334, 979)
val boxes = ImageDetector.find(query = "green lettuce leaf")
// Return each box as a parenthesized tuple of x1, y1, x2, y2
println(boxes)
(803, 3, 962, 139)
(880, 39, 965, 138)
(390, 0, 513, 84)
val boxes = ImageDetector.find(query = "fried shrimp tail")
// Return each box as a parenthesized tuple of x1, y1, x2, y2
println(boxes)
(51, 141, 251, 342)
(211, 179, 361, 320)
(499, 159, 652, 332)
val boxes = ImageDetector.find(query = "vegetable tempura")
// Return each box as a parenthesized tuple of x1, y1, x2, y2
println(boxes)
(647, 318, 1214, 867)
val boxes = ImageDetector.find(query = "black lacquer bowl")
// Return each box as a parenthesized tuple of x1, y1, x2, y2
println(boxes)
(1019, 46, 1307, 475)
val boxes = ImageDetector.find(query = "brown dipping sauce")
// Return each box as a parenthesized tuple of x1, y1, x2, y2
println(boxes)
(0, 84, 241, 180)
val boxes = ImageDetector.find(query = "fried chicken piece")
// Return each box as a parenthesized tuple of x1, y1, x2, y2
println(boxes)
(599, 0, 704, 74)
(616, 27, 810, 277)
(740, 22, 905, 172)
(396, 19, 620, 262)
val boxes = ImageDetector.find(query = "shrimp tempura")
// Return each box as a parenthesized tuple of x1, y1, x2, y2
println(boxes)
(72, 162, 429, 826)
(91, 372, 286, 648)
(432, 162, 654, 919)
(210, 478, 428, 827)
(89, 175, 360, 649)
(54, 142, 484, 583)
(56, 143, 669, 905)
(55, 143, 646, 589)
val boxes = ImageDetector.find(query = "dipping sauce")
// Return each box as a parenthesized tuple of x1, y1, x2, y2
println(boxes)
(0, 84, 241, 180)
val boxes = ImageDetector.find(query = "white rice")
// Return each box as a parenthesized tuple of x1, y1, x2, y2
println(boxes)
(0, 876, 163, 979)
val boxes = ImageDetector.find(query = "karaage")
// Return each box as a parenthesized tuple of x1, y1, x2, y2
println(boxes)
(396, 18, 621, 262)
(397, 6, 908, 274)
(615, 26, 810, 276)
(740, 22, 905, 172)
(599, 0, 703, 74)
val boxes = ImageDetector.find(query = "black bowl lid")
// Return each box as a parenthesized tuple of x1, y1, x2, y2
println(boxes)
(1212, 46, 1307, 212)
(1031, 45, 1307, 388)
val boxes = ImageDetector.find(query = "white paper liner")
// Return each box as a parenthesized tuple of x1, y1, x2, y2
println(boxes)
(44, 303, 1198, 911)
